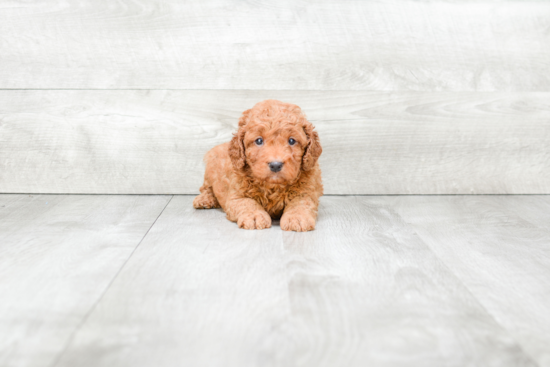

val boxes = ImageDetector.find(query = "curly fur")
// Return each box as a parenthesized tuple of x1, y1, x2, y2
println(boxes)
(193, 99, 323, 231)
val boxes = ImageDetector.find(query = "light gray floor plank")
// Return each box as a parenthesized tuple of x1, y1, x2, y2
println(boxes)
(0, 0, 549, 90)
(1, 90, 548, 195)
(52, 195, 288, 367)
(0, 194, 171, 367)
(54, 196, 534, 367)
(386, 196, 550, 367)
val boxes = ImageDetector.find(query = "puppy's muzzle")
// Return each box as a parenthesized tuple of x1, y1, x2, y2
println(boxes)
(269, 161, 283, 173)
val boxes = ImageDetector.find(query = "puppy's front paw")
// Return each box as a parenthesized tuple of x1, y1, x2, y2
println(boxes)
(281, 213, 316, 232)
(193, 193, 220, 209)
(238, 210, 272, 230)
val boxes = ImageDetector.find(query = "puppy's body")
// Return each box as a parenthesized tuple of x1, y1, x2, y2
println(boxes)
(194, 100, 323, 231)
(198, 142, 322, 220)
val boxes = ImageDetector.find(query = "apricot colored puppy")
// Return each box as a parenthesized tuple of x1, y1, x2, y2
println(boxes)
(193, 99, 323, 231)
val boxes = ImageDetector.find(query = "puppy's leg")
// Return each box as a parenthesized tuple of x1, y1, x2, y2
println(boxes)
(225, 198, 271, 230)
(281, 195, 318, 232)
(193, 184, 220, 209)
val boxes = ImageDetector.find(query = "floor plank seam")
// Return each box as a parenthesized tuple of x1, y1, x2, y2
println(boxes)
(46, 195, 174, 367)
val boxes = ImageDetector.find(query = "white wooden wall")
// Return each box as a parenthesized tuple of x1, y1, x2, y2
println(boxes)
(1, 0, 549, 194)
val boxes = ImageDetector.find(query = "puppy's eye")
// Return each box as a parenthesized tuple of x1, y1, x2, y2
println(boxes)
(288, 138, 296, 146)
(255, 137, 264, 146)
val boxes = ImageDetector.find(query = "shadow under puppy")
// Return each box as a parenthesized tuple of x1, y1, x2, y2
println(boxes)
(193, 99, 323, 231)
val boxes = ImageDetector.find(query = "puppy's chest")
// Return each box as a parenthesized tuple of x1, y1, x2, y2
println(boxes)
(249, 187, 290, 218)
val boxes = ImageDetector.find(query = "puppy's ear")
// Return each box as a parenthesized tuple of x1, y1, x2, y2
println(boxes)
(237, 108, 251, 128)
(302, 120, 322, 171)
(229, 109, 251, 170)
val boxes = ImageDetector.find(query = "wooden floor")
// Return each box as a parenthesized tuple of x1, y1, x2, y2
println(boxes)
(1, 194, 549, 367)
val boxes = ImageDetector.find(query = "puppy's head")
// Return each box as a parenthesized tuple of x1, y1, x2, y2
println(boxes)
(229, 99, 322, 185)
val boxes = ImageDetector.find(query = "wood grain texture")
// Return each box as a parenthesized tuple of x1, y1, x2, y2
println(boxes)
(1, 0, 549, 90)
(53, 196, 534, 367)
(387, 195, 550, 367)
(1, 90, 548, 194)
(53, 195, 290, 367)
(0, 194, 171, 367)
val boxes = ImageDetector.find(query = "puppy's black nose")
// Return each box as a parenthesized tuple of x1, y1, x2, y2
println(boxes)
(269, 161, 283, 173)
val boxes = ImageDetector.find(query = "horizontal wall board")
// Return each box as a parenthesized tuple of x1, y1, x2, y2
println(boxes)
(0, 90, 549, 194)
(0, 0, 549, 90)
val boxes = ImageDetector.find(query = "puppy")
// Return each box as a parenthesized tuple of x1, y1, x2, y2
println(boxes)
(193, 99, 323, 231)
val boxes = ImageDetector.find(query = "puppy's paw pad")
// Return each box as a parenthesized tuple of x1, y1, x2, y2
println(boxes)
(281, 214, 316, 232)
(238, 211, 272, 230)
